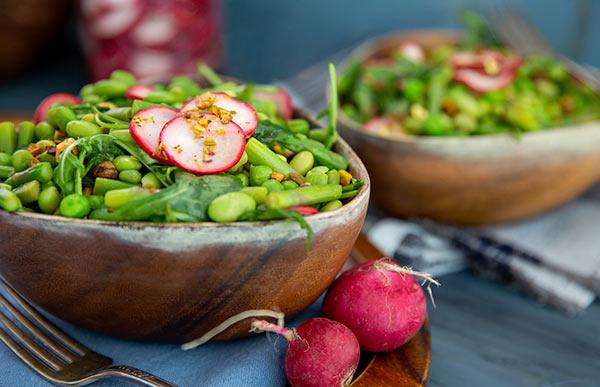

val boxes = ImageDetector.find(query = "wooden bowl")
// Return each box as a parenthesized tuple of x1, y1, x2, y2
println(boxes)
(338, 30, 600, 225)
(0, 110, 370, 343)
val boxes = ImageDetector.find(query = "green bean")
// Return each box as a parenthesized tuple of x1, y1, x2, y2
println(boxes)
(0, 153, 12, 166)
(289, 151, 314, 176)
(11, 150, 33, 172)
(86, 195, 104, 210)
(110, 70, 137, 87)
(5, 162, 52, 188)
(282, 180, 299, 190)
(262, 179, 284, 192)
(105, 187, 151, 209)
(0, 122, 17, 154)
(342, 179, 364, 192)
(340, 190, 358, 200)
(241, 186, 268, 205)
(208, 192, 256, 222)
(306, 171, 328, 186)
(66, 120, 104, 138)
(287, 119, 310, 134)
(0, 165, 15, 179)
(13, 180, 40, 204)
(113, 155, 142, 171)
(93, 79, 129, 98)
(0, 183, 10, 190)
(109, 129, 133, 143)
(0, 189, 21, 212)
(93, 177, 135, 195)
(265, 185, 342, 209)
(141, 173, 161, 189)
(322, 199, 343, 212)
(308, 128, 328, 143)
(37, 152, 56, 166)
(119, 169, 142, 184)
(229, 151, 248, 172)
(235, 173, 249, 187)
(198, 63, 224, 86)
(38, 186, 61, 213)
(327, 170, 340, 185)
(17, 121, 35, 149)
(47, 106, 77, 131)
(34, 122, 55, 141)
(246, 138, 295, 177)
(249, 165, 272, 186)
(59, 194, 91, 218)
(144, 90, 177, 104)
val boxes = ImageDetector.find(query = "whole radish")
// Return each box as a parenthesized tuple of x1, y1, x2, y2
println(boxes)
(322, 258, 439, 352)
(251, 317, 360, 387)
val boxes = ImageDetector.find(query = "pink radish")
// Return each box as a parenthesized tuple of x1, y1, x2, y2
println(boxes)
(286, 206, 319, 216)
(129, 106, 177, 162)
(33, 93, 81, 123)
(322, 258, 439, 352)
(364, 116, 405, 135)
(399, 42, 425, 63)
(254, 87, 293, 120)
(181, 92, 258, 137)
(251, 318, 360, 387)
(160, 113, 245, 174)
(125, 84, 154, 100)
(454, 68, 517, 93)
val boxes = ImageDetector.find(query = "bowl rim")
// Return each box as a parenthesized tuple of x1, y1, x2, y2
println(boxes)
(336, 28, 600, 145)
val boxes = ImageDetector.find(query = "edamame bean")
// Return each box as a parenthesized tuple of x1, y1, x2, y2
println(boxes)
(5, 162, 52, 187)
(241, 186, 268, 204)
(110, 70, 137, 87)
(0, 189, 21, 212)
(262, 179, 284, 192)
(327, 170, 340, 185)
(37, 152, 56, 166)
(38, 186, 61, 214)
(141, 173, 161, 189)
(66, 120, 103, 138)
(11, 150, 33, 172)
(208, 192, 256, 222)
(249, 165, 272, 186)
(0, 153, 12, 166)
(86, 195, 104, 210)
(0, 183, 10, 190)
(0, 165, 15, 179)
(0, 122, 17, 154)
(93, 79, 129, 98)
(119, 169, 142, 184)
(59, 194, 91, 218)
(235, 173, 249, 187)
(287, 119, 310, 134)
(93, 177, 135, 195)
(113, 155, 142, 171)
(306, 171, 328, 186)
(322, 200, 343, 212)
(13, 180, 40, 204)
(47, 106, 77, 131)
(282, 180, 299, 190)
(42, 180, 55, 190)
(17, 121, 35, 149)
(308, 166, 329, 175)
(34, 121, 55, 141)
(289, 151, 314, 176)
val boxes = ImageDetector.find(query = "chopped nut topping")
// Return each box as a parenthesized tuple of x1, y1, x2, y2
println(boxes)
(27, 143, 43, 156)
(55, 138, 77, 161)
(29, 158, 40, 167)
(271, 172, 285, 182)
(93, 161, 119, 179)
(339, 170, 353, 186)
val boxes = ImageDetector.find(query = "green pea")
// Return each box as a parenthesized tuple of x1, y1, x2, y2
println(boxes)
(34, 122, 55, 141)
(66, 120, 103, 138)
(110, 70, 137, 87)
(322, 199, 343, 212)
(113, 155, 142, 171)
(241, 186, 268, 204)
(38, 186, 61, 214)
(287, 119, 310, 134)
(282, 180, 299, 190)
(208, 192, 256, 222)
(12, 150, 33, 172)
(327, 170, 340, 185)
(249, 165, 272, 186)
(0, 152, 12, 166)
(13, 180, 40, 204)
(119, 169, 142, 184)
(93, 79, 129, 98)
(47, 106, 77, 131)
(141, 173, 161, 189)
(59, 194, 91, 218)
(235, 173, 249, 187)
(86, 195, 104, 210)
(0, 165, 15, 179)
(306, 171, 328, 186)
(262, 179, 284, 192)
(144, 90, 176, 104)
(289, 151, 314, 176)
(17, 121, 35, 149)
(0, 122, 17, 154)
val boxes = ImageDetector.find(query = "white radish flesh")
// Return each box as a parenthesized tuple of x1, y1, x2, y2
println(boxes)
(129, 106, 178, 162)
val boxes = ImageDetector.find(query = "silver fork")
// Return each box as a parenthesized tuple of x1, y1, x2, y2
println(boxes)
(0, 278, 176, 386)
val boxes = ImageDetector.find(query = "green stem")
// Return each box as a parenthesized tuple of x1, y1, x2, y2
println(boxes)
(198, 64, 223, 86)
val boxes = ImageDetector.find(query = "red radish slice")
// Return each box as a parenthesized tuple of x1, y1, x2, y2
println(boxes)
(130, 106, 177, 163)
(454, 68, 517, 93)
(181, 92, 258, 137)
(160, 114, 245, 174)
(254, 87, 293, 120)
(287, 206, 319, 216)
(450, 50, 504, 70)
(126, 84, 154, 100)
(399, 42, 425, 63)
(364, 116, 404, 135)
(33, 93, 81, 123)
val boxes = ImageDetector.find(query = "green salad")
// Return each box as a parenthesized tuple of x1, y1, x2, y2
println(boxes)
(0, 64, 361, 235)
(339, 15, 600, 137)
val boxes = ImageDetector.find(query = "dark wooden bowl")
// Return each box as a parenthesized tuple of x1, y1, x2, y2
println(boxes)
(0, 111, 370, 343)
(338, 30, 600, 225)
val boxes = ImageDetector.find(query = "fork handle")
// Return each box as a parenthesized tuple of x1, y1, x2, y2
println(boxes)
(98, 365, 177, 387)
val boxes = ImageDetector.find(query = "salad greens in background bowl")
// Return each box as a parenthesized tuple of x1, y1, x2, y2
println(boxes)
(336, 27, 600, 225)
(0, 65, 370, 342)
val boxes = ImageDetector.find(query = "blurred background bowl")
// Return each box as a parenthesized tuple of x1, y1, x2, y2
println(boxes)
(338, 30, 600, 225)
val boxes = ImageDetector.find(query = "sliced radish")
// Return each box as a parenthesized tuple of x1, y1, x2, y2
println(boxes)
(254, 87, 293, 120)
(450, 50, 504, 70)
(454, 68, 517, 93)
(129, 106, 178, 163)
(181, 92, 258, 137)
(126, 84, 154, 100)
(33, 93, 81, 123)
(160, 114, 245, 174)
(364, 116, 405, 135)
(399, 42, 425, 63)
(287, 206, 319, 216)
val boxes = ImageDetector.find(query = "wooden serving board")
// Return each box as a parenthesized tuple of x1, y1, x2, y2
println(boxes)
(349, 233, 431, 387)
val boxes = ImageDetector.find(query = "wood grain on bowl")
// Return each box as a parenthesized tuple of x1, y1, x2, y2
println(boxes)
(338, 30, 600, 225)
(0, 110, 370, 343)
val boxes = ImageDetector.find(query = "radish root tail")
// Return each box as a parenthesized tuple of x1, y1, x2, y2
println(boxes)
(182, 309, 285, 350)
(374, 258, 441, 308)
(250, 319, 299, 342)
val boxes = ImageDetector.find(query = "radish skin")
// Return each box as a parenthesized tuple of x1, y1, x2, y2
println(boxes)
(125, 84, 154, 100)
(129, 106, 177, 163)
(322, 258, 439, 352)
(251, 317, 360, 387)
(33, 93, 81, 123)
